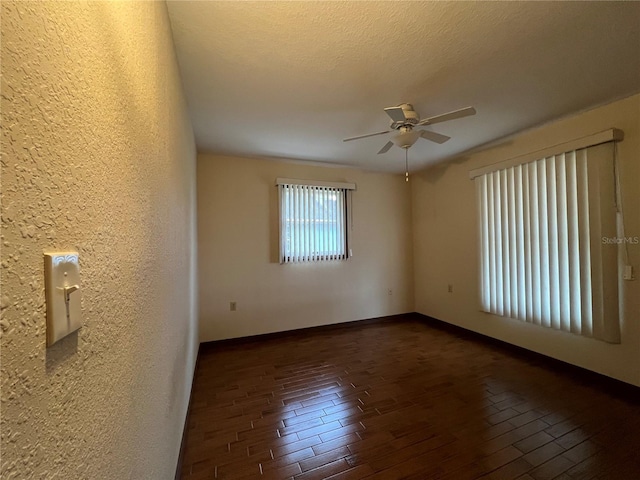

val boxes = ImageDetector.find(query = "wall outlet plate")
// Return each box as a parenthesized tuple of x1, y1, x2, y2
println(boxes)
(44, 252, 81, 346)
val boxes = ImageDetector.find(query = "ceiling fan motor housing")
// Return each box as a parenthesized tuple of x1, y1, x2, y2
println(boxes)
(391, 103, 419, 129)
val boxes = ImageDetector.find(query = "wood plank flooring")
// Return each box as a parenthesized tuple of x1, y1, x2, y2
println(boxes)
(179, 315, 640, 480)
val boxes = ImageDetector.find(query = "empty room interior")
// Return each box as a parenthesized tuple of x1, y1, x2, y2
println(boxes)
(2, 2, 640, 479)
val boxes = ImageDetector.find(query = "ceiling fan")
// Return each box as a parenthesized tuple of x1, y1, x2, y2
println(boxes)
(343, 103, 476, 154)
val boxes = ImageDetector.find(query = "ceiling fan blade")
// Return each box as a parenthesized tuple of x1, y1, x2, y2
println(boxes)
(384, 106, 407, 122)
(343, 130, 390, 142)
(377, 141, 394, 154)
(418, 106, 476, 126)
(419, 130, 451, 144)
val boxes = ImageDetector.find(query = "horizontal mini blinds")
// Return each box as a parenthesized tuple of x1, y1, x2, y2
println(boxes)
(475, 143, 619, 343)
(279, 184, 347, 263)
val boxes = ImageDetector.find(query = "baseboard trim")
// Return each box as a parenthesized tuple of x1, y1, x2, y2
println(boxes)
(175, 344, 200, 480)
(414, 313, 640, 402)
(199, 313, 414, 353)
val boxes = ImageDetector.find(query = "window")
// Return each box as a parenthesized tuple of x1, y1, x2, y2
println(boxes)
(471, 130, 622, 343)
(277, 178, 355, 263)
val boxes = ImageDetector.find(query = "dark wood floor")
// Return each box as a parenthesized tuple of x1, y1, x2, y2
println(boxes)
(179, 315, 640, 480)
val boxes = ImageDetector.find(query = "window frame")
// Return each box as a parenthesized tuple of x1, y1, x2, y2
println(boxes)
(276, 178, 356, 264)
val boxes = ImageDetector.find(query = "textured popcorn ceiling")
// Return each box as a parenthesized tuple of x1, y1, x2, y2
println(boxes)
(1, 2, 197, 479)
(167, 1, 640, 173)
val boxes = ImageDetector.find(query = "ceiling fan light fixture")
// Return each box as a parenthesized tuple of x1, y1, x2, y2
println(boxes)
(392, 130, 420, 149)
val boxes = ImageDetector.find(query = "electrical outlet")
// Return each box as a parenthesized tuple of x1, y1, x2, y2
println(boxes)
(388, 289, 393, 296)
(230, 301, 237, 311)
(448, 284, 453, 293)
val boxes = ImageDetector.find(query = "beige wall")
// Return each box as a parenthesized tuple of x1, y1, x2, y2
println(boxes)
(198, 155, 413, 341)
(412, 94, 640, 386)
(1, 2, 198, 479)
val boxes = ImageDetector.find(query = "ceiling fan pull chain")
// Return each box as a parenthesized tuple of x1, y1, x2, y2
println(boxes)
(405, 148, 409, 182)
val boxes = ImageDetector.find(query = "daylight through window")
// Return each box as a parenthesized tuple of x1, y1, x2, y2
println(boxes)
(472, 135, 621, 343)
(277, 179, 355, 264)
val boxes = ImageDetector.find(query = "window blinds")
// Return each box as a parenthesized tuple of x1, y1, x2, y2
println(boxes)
(278, 183, 350, 263)
(474, 142, 620, 343)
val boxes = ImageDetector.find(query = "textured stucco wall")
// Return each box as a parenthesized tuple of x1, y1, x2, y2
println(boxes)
(1, 2, 198, 479)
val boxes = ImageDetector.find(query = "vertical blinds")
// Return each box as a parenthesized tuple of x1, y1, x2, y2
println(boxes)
(475, 143, 620, 343)
(279, 184, 348, 263)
